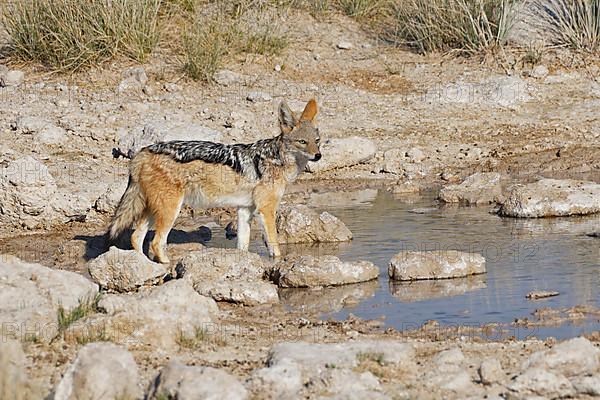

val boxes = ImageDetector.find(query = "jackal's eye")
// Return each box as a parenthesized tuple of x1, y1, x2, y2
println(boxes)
(298, 139, 307, 144)
(315, 138, 320, 144)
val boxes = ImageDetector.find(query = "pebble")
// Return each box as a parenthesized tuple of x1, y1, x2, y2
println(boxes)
(337, 41, 353, 50)
(247, 91, 272, 102)
(526, 290, 560, 300)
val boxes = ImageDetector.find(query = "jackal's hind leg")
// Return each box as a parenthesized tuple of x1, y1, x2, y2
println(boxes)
(149, 196, 183, 264)
(131, 214, 150, 255)
(237, 207, 253, 251)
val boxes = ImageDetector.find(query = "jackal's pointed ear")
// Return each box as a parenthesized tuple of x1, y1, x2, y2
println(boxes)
(300, 99, 318, 122)
(279, 101, 297, 134)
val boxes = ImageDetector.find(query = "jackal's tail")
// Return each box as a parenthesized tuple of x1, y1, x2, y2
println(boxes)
(108, 175, 146, 240)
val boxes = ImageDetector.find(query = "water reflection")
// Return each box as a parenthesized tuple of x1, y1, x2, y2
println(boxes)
(389, 276, 487, 302)
(279, 280, 378, 314)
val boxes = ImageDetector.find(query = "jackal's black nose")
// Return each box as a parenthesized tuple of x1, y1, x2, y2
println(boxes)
(312, 153, 322, 161)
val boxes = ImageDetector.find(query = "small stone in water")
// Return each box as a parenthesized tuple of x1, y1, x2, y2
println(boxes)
(526, 291, 560, 300)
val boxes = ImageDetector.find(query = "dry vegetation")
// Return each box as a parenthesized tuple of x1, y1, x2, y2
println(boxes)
(533, 0, 600, 51)
(2, 0, 600, 76)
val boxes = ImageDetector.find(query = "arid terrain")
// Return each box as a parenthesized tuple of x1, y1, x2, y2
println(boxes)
(1, 2, 600, 399)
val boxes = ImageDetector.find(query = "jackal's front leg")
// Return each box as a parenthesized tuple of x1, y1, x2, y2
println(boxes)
(237, 207, 253, 251)
(257, 205, 281, 258)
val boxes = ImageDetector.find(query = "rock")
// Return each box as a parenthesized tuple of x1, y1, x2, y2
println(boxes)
(194, 280, 279, 305)
(306, 137, 376, 174)
(388, 250, 486, 280)
(531, 65, 549, 79)
(248, 359, 303, 399)
(276, 205, 352, 243)
(427, 75, 532, 108)
(508, 368, 575, 398)
(93, 181, 128, 214)
(381, 149, 405, 175)
(526, 290, 559, 299)
(392, 181, 420, 194)
(524, 337, 600, 377)
(0, 255, 98, 342)
(260, 340, 416, 399)
(51, 192, 91, 222)
(88, 247, 168, 292)
(119, 120, 222, 157)
(246, 91, 272, 102)
(0, 156, 57, 228)
(38, 125, 67, 144)
(439, 172, 504, 205)
(406, 147, 426, 162)
(148, 361, 248, 400)
(214, 69, 244, 86)
(0, 70, 25, 87)
(13, 116, 47, 134)
(311, 369, 385, 400)
(0, 339, 30, 400)
(12, 116, 67, 144)
(117, 67, 148, 93)
(97, 279, 218, 348)
(479, 358, 505, 385)
(177, 248, 277, 305)
(268, 340, 415, 370)
(337, 41, 353, 50)
(433, 348, 465, 369)
(273, 255, 378, 288)
(53, 342, 142, 400)
(425, 348, 480, 395)
(572, 375, 600, 396)
(499, 179, 600, 218)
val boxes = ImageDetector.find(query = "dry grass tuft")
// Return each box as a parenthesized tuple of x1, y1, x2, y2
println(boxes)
(183, 1, 288, 81)
(2, 0, 162, 71)
(338, 0, 386, 17)
(382, 0, 519, 54)
(533, 0, 600, 51)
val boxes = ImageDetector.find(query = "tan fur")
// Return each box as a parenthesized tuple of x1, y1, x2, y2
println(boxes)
(109, 99, 320, 263)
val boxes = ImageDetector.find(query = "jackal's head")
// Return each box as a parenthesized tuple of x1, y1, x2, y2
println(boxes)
(279, 99, 321, 162)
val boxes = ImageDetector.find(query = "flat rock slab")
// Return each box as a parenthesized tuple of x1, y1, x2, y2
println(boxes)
(388, 250, 486, 280)
(499, 179, 600, 218)
(274, 255, 379, 288)
(97, 279, 218, 349)
(306, 136, 376, 174)
(276, 205, 352, 244)
(88, 246, 167, 292)
(524, 337, 600, 377)
(0, 255, 98, 343)
(439, 172, 504, 205)
(195, 280, 279, 305)
(177, 248, 277, 305)
(148, 361, 248, 400)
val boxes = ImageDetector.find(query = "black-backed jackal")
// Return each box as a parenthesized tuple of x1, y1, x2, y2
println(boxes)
(109, 99, 321, 263)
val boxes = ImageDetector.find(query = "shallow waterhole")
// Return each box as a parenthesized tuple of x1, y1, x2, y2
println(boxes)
(209, 189, 600, 340)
